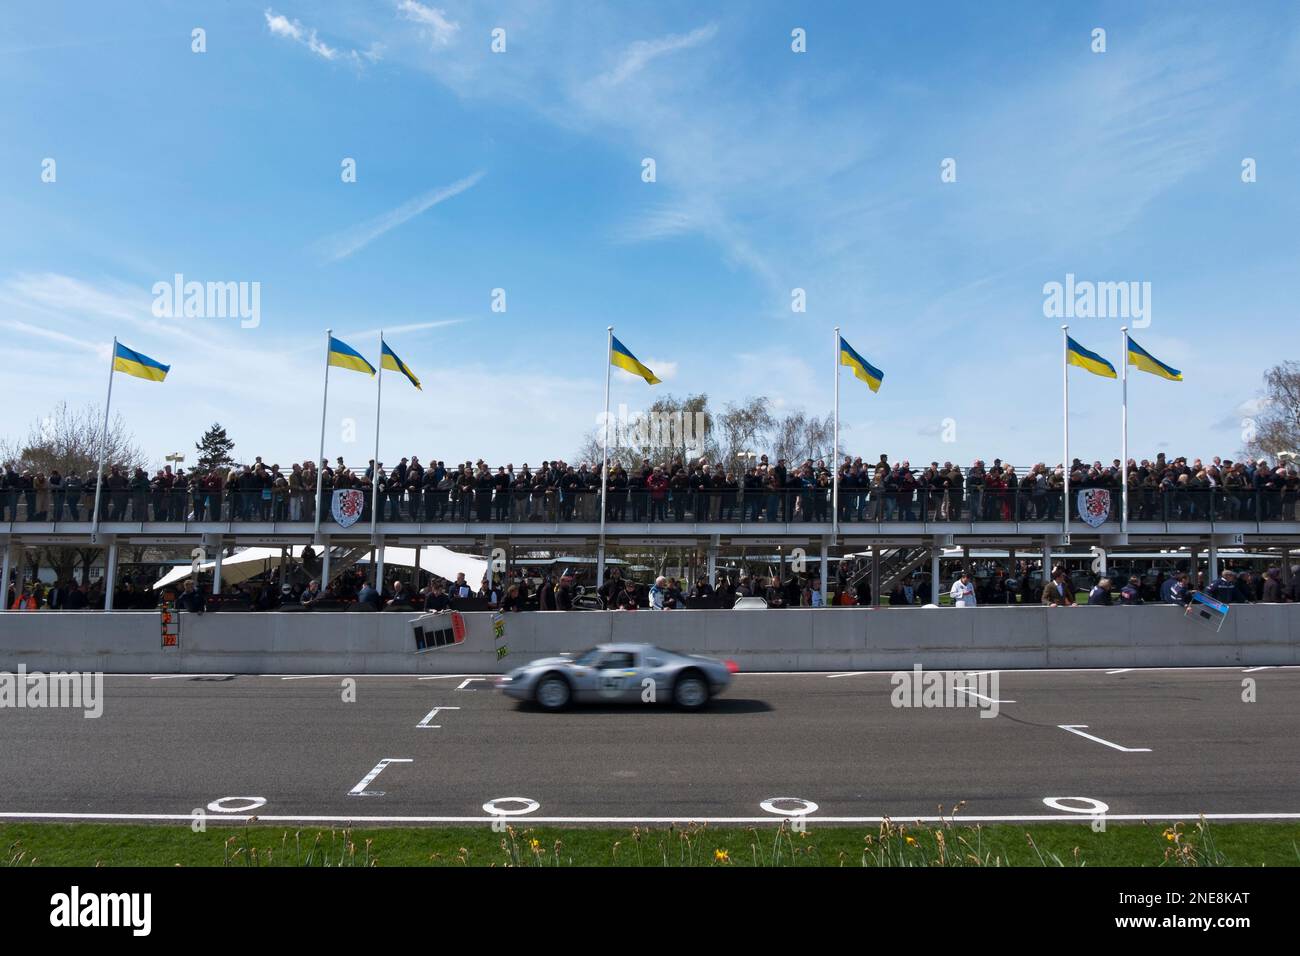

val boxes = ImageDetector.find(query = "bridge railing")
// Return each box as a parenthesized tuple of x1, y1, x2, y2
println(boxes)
(1, 485, 1296, 525)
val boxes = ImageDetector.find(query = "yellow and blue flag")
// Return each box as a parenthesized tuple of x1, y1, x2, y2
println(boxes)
(381, 341, 421, 390)
(112, 342, 170, 382)
(1066, 336, 1117, 379)
(1127, 338, 1182, 381)
(838, 336, 884, 392)
(328, 335, 376, 376)
(610, 335, 661, 385)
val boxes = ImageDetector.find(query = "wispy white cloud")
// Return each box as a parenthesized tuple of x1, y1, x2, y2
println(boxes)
(397, 1, 459, 47)
(264, 8, 381, 66)
(643, 358, 677, 382)
(350, 318, 468, 338)
(596, 22, 718, 86)
(0, 273, 597, 466)
(315, 170, 486, 262)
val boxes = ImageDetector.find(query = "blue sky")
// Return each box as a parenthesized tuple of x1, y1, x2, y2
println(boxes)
(1, 1, 1297, 469)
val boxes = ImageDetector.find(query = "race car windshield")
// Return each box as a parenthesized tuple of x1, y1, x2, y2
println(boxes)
(572, 648, 602, 665)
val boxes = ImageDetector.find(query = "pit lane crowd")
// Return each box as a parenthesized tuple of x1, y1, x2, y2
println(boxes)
(8, 555, 1298, 612)
(2, 451, 1298, 524)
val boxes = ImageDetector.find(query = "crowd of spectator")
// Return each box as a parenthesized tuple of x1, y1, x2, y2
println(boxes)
(2, 452, 1298, 525)
(8, 558, 1298, 612)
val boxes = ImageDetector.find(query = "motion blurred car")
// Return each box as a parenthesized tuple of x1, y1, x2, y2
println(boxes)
(496, 643, 737, 711)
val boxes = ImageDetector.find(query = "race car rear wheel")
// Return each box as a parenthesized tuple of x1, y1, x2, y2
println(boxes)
(536, 673, 572, 711)
(673, 670, 710, 710)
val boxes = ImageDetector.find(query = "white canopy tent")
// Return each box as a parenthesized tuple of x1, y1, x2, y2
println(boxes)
(154, 545, 488, 591)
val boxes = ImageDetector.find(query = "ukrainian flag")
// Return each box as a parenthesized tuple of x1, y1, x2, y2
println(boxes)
(112, 342, 170, 382)
(1066, 336, 1117, 379)
(1127, 338, 1182, 381)
(328, 335, 376, 376)
(381, 341, 421, 389)
(610, 335, 661, 385)
(838, 336, 884, 392)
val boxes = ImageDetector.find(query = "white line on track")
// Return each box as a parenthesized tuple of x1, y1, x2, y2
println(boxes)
(4, 811, 1299, 824)
(417, 675, 472, 681)
(280, 675, 338, 681)
(416, 706, 459, 729)
(1058, 724, 1151, 753)
(456, 678, 489, 690)
(953, 687, 1016, 705)
(1242, 667, 1272, 673)
(826, 672, 868, 678)
(1106, 669, 1133, 675)
(348, 758, 412, 796)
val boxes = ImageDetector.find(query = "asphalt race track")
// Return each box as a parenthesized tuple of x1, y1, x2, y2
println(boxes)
(2, 668, 1297, 825)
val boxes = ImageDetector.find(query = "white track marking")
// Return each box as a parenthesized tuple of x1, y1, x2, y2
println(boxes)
(279, 675, 338, 681)
(482, 797, 540, 816)
(417, 675, 471, 680)
(760, 797, 820, 816)
(1058, 724, 1151, 753)
(826, 672, 868, 678)
(1106, 669, 1133, 675)
(1242, 667, 1271, 673)
(952, 687, 1016, 704)
(1043, 796, 1109, 814)
(416, 706, 459, 729)
(964, 671, 1000, 677)
(348, 758, 412, 796)
(456, 678, 489, 690)
(4, 811, 1299, 824)
(207, 796, 267, 814)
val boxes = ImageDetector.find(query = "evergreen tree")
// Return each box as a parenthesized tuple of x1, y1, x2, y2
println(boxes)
(195, 423, 235, 471)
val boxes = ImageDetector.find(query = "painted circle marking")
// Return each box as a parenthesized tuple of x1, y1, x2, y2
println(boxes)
(207, 796, 267, 814)
(482, 797, 540, 817)
(1042, 796, 1109, 815)
(760, 797, 819, 816)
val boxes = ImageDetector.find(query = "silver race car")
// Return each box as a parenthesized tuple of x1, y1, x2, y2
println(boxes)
(496, 643, 737, 711)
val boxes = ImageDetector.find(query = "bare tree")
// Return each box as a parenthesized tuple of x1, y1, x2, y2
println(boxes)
(578, 392, 720, 469)
(716, 396, 775, 470)
(1244, 361, 1300, 460)
(0, 402, 147, 585)
(1, 401, 144, 477)
(770, 409, 837, 464)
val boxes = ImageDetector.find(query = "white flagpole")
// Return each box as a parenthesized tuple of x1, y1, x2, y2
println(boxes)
(832, 326, 840, 539)
(1121, 326, 1129, 534)
(597, 325, 612, 590)
(313, 329, 332, 540)
(90, 338, 118, 537)
(1062, 325, 1070, 538)
(371, 331, 384, 541)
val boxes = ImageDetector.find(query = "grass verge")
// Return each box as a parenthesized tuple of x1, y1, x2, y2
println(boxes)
(3, 818, 1299, 867)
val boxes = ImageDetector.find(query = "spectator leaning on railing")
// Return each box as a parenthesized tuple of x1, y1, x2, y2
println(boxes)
(2, 450, 1298, 525)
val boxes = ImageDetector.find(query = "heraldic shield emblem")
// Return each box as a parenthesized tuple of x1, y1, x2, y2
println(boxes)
(1077, 488, 1112, 528)
(331, 488, 366, 528)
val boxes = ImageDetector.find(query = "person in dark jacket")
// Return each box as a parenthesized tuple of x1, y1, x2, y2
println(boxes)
(65, 582, 89, 610)
(177, 579, 206, 613)
(1262, 568, 1286, 603)
(1206, 570, 1239, 604)
(1119, 576, 1144, 605)
(1087, 579, 1113, 606)
(355, 581, 381, 611)
(1160, 571, 1190, 604)
(422, 582, 451, 612)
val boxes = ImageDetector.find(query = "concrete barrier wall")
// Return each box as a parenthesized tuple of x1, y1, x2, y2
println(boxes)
(1, 605, 1297, 674)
